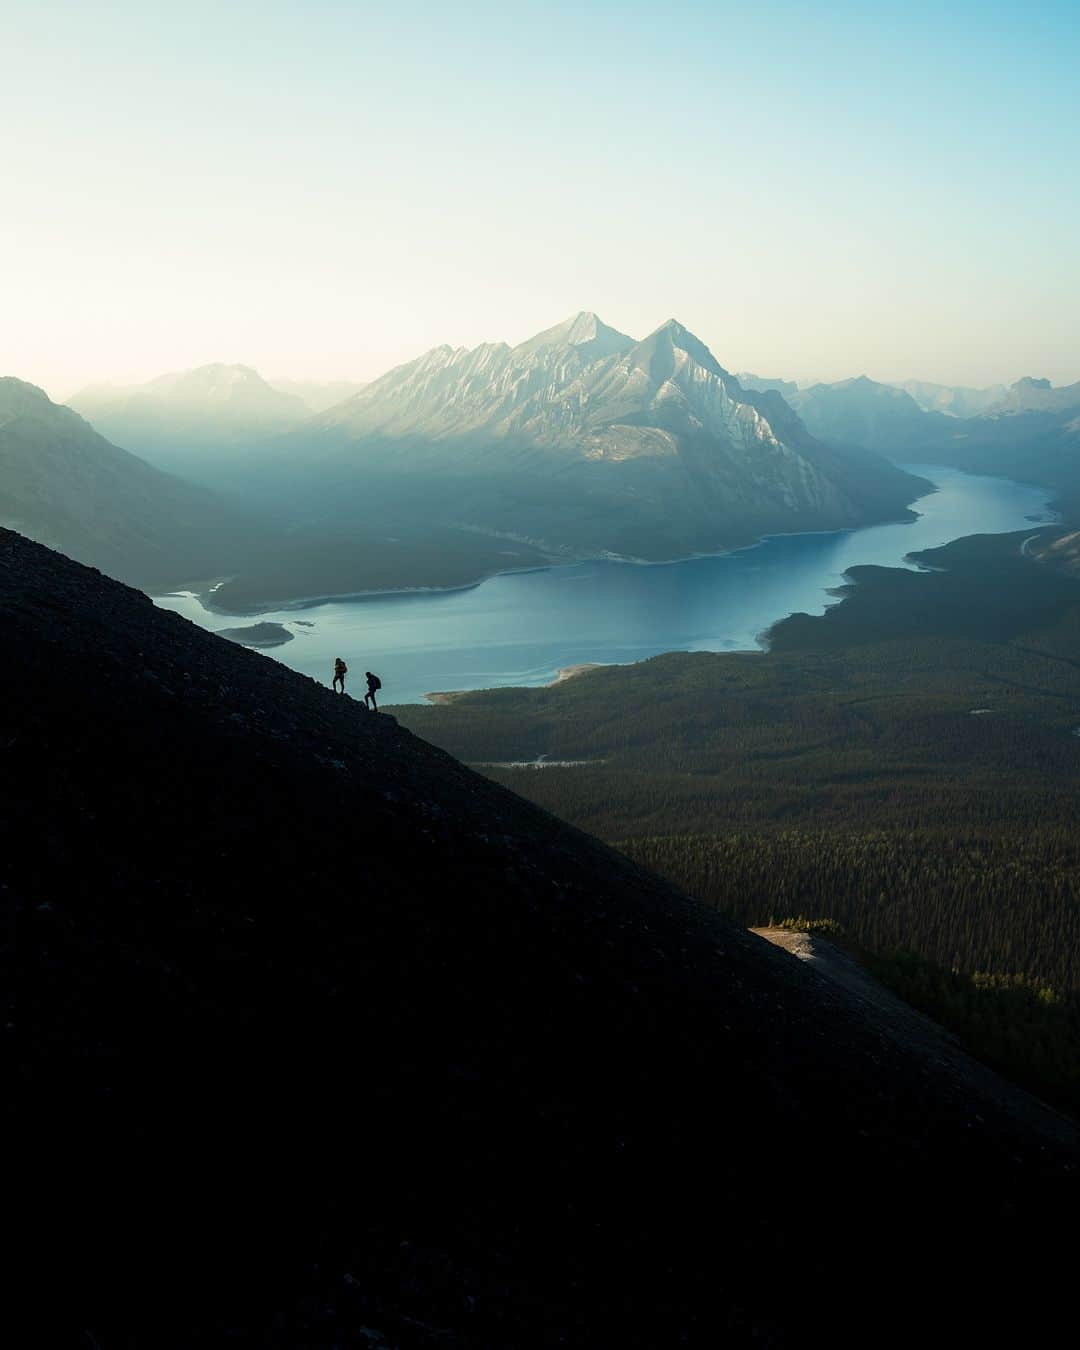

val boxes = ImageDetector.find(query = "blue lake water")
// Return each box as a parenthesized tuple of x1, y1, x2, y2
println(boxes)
(155, 466, 1056, 705)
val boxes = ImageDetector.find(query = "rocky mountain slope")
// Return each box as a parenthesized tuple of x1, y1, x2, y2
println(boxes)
(10, 528, 1076, 1347)
(0, 377, 240, 589)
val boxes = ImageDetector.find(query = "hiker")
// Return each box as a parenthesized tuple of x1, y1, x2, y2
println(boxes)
(332, 657, 348, 694)
(364, 671, 382, 711)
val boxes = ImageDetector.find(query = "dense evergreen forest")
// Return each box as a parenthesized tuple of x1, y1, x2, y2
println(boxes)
(396, 530, 1080, 1110)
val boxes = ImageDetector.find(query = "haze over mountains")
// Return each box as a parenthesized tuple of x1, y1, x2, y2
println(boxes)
(897, 379, 1007, 419)
(221, 313, 925, 604)
(740, 369, 1080, 511)
(0, 377, 240, 590)
(68, 363, 317, 476)
(6, 312, 1078, 608)
(742, 371, 1080, 450)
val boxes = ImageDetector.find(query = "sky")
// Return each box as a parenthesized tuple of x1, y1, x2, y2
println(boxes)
(3, 0, 1078, 399)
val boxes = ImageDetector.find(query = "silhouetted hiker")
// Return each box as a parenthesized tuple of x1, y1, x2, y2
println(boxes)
(365, 671, 382, 711)
(332, 657, 348, 694)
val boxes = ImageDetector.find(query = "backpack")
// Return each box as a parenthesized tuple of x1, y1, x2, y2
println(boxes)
(370, 674, 382, 691)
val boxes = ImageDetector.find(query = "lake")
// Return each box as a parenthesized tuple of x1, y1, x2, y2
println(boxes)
(156, 466, 1056, 705)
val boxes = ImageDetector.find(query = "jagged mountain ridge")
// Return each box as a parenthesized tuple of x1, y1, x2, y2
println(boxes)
(257, 314, 926, 572)
(10, 527, 1077, 1347)
(320, 314, 849, 466)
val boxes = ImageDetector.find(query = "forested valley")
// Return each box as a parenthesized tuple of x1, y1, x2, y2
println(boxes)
(397, 531, 1080, 1112)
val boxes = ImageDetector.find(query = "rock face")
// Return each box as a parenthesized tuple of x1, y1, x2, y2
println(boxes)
(275, 314, 926, 562)
(9, 528, 1076, 1348)
(0, 377, 238, 589)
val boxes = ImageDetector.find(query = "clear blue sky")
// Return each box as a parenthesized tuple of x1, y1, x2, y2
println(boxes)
(3, 0, 1078, 395)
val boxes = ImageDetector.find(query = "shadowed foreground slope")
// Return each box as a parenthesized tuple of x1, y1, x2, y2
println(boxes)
(8, 529, 1076, 1347)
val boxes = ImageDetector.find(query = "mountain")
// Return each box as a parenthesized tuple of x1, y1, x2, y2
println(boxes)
(987, 375, 1080, 415)
(0, 377, 556, 611)
(69, 362, 311, 474)
(10, 528, 1077, 1347)
(735, 371, 800, 398)
(786, 375, 953, 453)
(240, 315, 926, 599)
(734, 372, 1080, 521)
(897, 378, 1007, 418)
(0, 377, 240, 589)
(926, 378, 1080, 515)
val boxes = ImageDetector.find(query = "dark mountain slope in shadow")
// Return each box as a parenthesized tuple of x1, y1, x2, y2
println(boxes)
(8, 529, 1076, 1348)
(0, 377, 243, 590)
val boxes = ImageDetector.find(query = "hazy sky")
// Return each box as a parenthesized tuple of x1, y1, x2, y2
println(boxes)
(4, 0, 1078, 398)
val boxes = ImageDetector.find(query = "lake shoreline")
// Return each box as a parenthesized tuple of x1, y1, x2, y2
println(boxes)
(426, 662, 603, 705)
(163, 506, 927, 619)
(154, 467, 1057, 708)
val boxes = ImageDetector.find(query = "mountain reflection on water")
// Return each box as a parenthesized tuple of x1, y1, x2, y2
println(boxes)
(156, 466, 1056, 705)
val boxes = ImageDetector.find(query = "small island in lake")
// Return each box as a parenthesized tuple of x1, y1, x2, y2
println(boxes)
(215, 622, 295, 648)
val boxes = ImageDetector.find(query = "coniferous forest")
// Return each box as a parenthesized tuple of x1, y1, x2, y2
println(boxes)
(397, 533, 1080, 1111)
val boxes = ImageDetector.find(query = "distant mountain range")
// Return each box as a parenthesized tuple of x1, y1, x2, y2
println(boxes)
(897, 379, 1007, 419)
(0, 377, 240, 590)
(68, 364, 364, 474)
(8, 316, 1078, 608)
(230, 313, 926, 601)
(787, 377, 954, 454)
(0, 375, 545, 605)
(739, 370, 1080, 508)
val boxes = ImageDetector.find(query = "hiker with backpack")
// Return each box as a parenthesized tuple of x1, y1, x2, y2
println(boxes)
(332, 657, 348, 694)
(365, 671, 382, 711)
